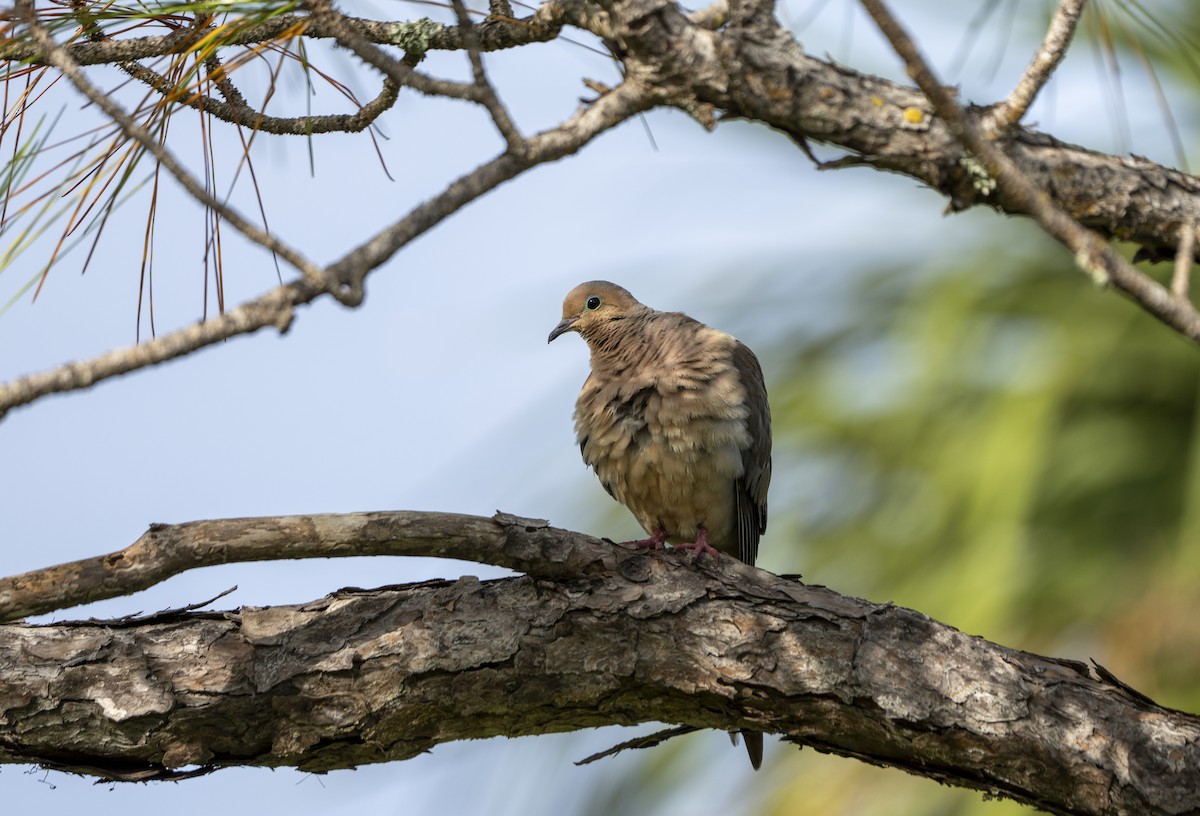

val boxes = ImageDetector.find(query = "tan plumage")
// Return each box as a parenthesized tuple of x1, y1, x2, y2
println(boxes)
(548, 280, 772, 768)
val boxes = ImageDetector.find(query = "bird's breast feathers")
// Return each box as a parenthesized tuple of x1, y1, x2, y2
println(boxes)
(573, 328, 751, 541)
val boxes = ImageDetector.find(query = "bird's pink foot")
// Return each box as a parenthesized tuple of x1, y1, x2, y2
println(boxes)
(673, 526, 720, 558)
(626, 528, 668, 550)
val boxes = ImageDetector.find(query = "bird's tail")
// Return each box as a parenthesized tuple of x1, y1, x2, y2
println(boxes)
(729, 730, 764, 770)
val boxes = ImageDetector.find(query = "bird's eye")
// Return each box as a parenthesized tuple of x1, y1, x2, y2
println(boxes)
(585, 296, 602, 311)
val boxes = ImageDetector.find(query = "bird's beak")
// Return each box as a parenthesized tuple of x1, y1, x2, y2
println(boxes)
(547, 316, 578, 343)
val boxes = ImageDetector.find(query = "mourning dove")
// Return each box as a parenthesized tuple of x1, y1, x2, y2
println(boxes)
(548, 280, 771, 769)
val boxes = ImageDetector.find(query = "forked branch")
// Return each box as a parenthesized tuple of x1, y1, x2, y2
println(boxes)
(859, 0, 1200, 341)
(986, 0, 1087, 131)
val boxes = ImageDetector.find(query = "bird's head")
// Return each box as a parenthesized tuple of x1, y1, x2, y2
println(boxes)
(548, 281, 643, 344)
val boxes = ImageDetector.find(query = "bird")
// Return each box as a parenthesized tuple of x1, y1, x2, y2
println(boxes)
(548, 280, 772, 769)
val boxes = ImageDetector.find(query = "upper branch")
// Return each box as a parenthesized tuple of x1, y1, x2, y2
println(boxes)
(855, 0, 1200, 341)
(0, 510, 1196, 816)
(0, 511, 588, 622)
(0, 7, 568, 67)
(7, 0, 1200, 268)
(5, 0, 1200, 420)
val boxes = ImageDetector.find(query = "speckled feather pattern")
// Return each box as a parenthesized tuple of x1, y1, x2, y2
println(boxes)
(567, 291, 770, 566)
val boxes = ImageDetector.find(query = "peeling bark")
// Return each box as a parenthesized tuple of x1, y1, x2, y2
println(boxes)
(0, 513, 1197, 816)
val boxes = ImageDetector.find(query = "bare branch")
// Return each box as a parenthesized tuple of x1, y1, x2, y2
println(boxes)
(0, 280, 319, 420)
(326, 77, 653, 293)
(121, 56, 401, 136)
(0, 511, 576, 622)
(857, 0, 1200, 342)
(1173, 224, 1195, 299)
(575, 725, 699, 765)
(987, 0, 1087, 132)
(451, 0, 525, 153)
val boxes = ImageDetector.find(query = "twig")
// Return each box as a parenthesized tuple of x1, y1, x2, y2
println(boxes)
(987, 0, 1087, 132)
(858, 0, 1200, 343)
(575, 725, 699, 765)
(0, 280, 318, 420)
(325, 77, 652, 293)
(124, 57, 401, 135)
(59, 585, 240, 627)
(487, 0, 514, 22)
(0, 9, 567, 67)
(15, 0, 329, 294)
(1173, 224, 1195, 299)
(451, 0, 525, 153)
(302, 0, 477, 103)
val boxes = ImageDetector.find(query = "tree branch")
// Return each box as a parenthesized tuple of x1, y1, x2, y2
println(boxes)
(122, 55, 402, 136)
(0, 279, 318, 421)
(986, 0, 1087, 132)
(6, 0, 1200, 419)
(0, 510, 1196, 816)
(0, 8, 568, 67)
(856, 0, 1200, 341)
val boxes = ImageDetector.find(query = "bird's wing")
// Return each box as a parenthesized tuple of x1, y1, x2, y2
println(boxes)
(731, 341, 772, 566)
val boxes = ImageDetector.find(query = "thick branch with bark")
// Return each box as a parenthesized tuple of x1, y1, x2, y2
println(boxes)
(0, 511, 1196, 816)
(856, 0, 1200, 340)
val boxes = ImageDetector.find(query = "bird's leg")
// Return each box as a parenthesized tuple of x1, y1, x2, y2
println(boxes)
(673, 525, 720, 558)
(626, 528, 668, 550)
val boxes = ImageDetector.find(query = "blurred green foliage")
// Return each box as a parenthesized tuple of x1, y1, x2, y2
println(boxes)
(758, 229, 1200, 814)
(774, 233, 1200, 694)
